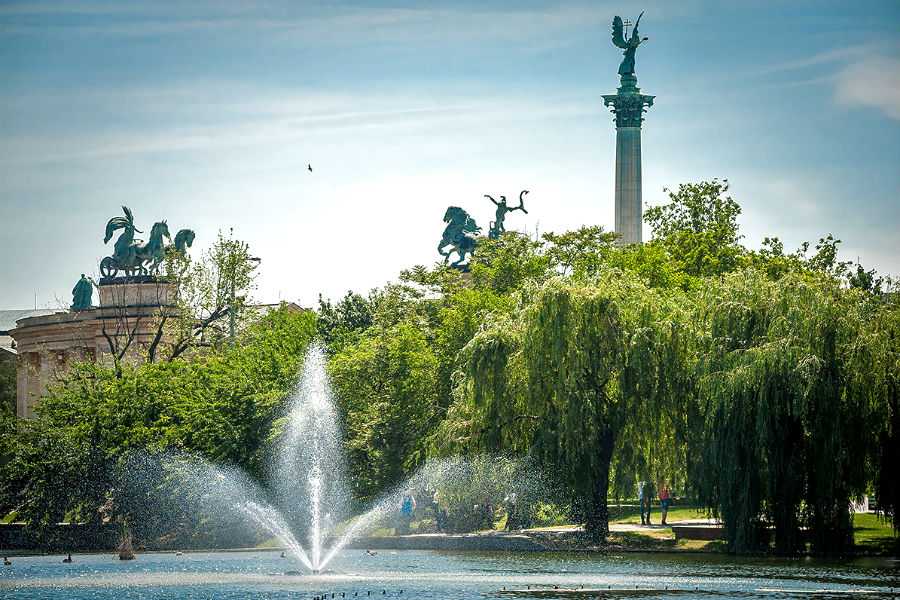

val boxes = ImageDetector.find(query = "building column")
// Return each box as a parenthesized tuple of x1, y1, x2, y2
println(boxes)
(603, 74, 654, 245)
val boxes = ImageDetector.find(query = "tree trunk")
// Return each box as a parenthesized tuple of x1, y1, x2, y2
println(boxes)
(771, 416, 804, 555)
(584, 426, 615, 541)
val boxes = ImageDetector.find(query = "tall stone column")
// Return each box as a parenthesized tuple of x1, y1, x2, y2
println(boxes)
(603, 74, 654, 244)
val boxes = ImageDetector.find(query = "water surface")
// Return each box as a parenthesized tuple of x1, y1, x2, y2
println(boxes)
(1, 549, 898, 599)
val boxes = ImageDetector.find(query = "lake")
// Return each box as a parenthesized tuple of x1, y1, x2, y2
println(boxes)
(2, 549, 898, 599)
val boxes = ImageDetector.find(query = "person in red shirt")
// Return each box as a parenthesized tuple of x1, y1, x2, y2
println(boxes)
(658, 483, 672, 525)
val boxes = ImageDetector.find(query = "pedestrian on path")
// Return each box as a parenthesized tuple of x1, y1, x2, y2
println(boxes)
(504, 492, 519, 531)
(638, 481, 646, 525)
(659, 483, 672, 526)
(639, 480, 654, 525)
(398, 491, 416, 534)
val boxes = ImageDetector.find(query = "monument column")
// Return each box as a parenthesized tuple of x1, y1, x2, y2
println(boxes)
(603, 73, 653, 244)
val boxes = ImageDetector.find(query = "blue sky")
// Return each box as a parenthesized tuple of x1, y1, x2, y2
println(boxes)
(1, 0, 898, 309)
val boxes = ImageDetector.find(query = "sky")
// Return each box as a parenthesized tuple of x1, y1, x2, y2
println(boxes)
(1, 0, 899, 310)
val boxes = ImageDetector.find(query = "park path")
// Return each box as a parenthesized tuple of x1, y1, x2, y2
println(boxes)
(525, 518, 718, 535)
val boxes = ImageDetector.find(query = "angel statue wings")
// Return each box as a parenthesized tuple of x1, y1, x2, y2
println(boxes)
(612, 12, 648, 76)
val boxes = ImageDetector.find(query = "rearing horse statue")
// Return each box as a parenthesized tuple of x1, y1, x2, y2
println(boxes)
(438, 206, 481, 268)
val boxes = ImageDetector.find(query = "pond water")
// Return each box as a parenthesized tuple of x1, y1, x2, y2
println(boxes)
(1, 549, 898, 599)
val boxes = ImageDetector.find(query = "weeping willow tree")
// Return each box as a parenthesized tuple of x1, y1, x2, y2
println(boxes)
(611, 288, 697, 504)
(691, 270, 890, 554)
(428, 313, 532, 456)
(432, 273, 693, 540)
(850, 293, 900, 533)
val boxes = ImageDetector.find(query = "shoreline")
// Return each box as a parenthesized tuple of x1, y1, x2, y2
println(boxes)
(3, 529, 896, 560)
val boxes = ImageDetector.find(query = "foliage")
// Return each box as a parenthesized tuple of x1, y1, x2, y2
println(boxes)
(0, 307, 316, 542)
(4, 179, 896, 557)
(317, 291, 375, 354)
(0, 357, 15, 415)
(429, 274, 693, 541)
(542, 226, 618, 277)
(689, 271, 892, 553)
(161, 229, 261, 360)
(328, 321, 440, 501)
(468, 233, 550, 294)
(643, 179, 743, 277)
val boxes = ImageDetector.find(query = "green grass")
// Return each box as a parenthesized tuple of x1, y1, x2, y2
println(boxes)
(853, 512, 898, 554)
(609, 504, 712, 525)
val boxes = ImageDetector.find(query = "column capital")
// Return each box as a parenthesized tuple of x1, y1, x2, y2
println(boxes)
(602, 75, 654, 128)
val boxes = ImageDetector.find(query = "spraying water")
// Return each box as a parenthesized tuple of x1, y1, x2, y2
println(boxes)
(126, 345, 545, 573)
(271, 344, 350, 571)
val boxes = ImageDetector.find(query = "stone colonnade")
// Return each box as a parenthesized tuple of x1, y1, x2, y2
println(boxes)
(10, 279, 176, 419)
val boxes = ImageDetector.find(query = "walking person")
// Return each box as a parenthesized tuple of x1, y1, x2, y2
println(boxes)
(659, 482, 672, 526)
(641, 480, 654, 525)
(504, 492, 519, 531)
(398, 491, 416, 535)
(637, 481, 646, 525)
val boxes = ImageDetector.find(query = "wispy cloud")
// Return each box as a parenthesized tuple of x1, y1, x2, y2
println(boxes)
(0, 88, 594, 165)
(756, 45, 871, 76)
(834, 55, 900, 121)
(755, 43, 900, 121)
(0, 1, 695, 43)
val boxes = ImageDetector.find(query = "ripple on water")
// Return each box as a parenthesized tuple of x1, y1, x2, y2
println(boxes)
(2, 550, 899, 600)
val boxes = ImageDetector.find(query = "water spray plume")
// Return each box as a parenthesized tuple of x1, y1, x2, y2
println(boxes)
(122, 345, 547, 573)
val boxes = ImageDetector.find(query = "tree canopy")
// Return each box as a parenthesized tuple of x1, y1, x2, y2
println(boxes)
(2, 179, 896, 555)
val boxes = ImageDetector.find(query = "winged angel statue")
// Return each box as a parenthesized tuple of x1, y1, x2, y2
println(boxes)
(612, 12, 648, 76)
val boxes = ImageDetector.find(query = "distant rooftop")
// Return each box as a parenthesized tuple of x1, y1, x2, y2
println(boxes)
(0, 309, 61, 355)
(0, 309, 60, 335)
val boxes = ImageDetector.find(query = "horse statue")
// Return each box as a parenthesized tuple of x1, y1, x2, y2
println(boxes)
(173, 228, 195, 253)
(102, 206, 141, 275)
(134, 221, 171, 274)
(438, 206, 481, 269)
(100, 206, 195, 278)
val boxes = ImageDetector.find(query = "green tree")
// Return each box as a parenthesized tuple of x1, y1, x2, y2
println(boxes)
(690, 271, 885, 553)
(329, 321, 440, 501)
(542, 226, 617, 277)
(0, 357, 15, 415)
(160, 229, 262, 360)
(0, 307, 316, 539)
(436, 274, 691, 540)
(317, 290, 375, 354)
(644, 179, 744, 277)
(468, 233, 550, 294)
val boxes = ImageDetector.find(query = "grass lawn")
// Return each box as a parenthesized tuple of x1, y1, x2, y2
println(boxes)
(609, 504, 713, 525)
(853, 512, 898, 554)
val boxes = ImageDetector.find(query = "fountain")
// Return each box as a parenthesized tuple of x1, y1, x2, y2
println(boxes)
(128, 345, 435, 573)
(11, 347, 900, 599)
(120, 345, 541, 573)
(268, 344, 350, 572)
